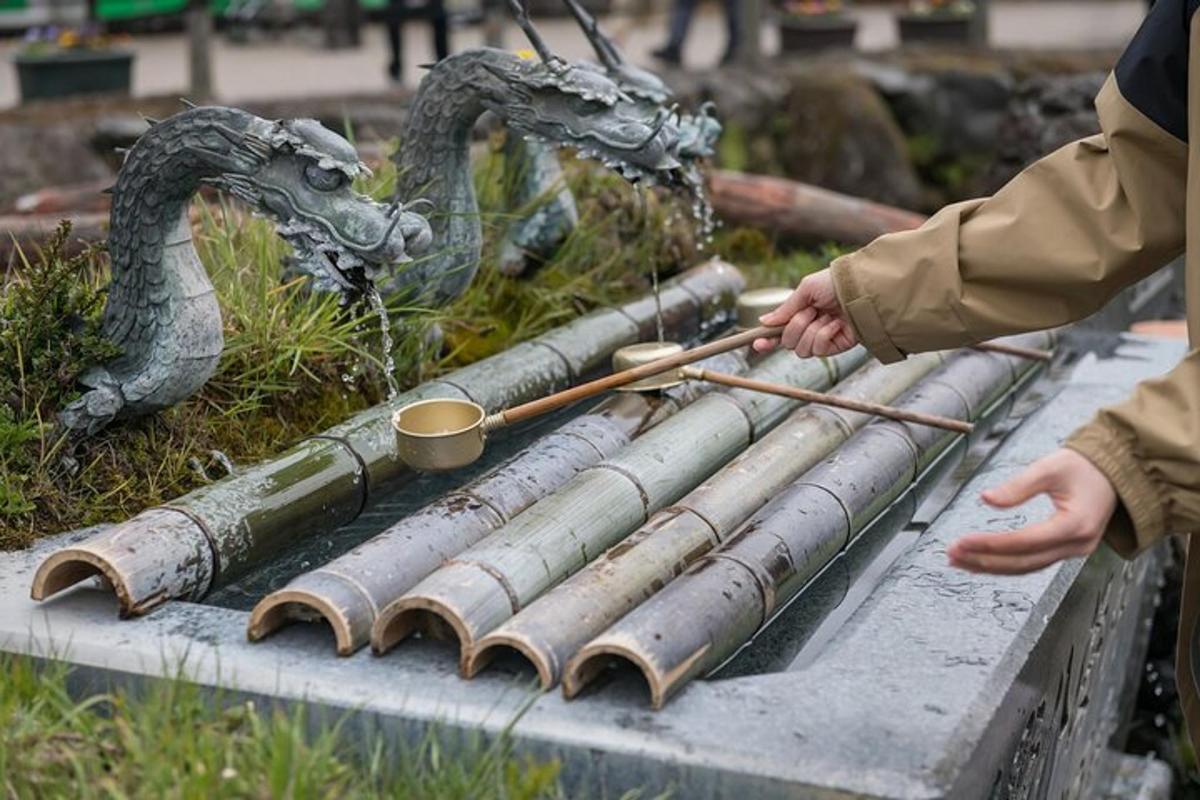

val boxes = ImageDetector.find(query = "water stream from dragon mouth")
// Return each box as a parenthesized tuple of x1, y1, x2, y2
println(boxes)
(634, 184, 665, 343)
(365, 286, 401, 400)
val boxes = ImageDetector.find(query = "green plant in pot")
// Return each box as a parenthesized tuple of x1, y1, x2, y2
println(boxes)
(777, 0, 858, 55)
(13, 26, 136, 103)
(899, 0, 978, 44)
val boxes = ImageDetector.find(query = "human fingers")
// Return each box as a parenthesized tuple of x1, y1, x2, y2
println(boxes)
(950, 543, 1088, 575)
(759, 281, 814, 327)
(792, 313, 831, 358)
(810, 317, 845, 357)
(979, 460, 1055, 508)
(948, 513, 1078, 559)
(779, 306, 818, 351)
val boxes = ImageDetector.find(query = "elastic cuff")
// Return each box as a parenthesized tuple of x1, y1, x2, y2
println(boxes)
(1064, 423, 1167, 558)
(831, 256, 906, 364)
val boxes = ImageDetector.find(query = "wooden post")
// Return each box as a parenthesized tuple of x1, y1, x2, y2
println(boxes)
(735, 0, 763, 66)
(186, 0, 214, 101)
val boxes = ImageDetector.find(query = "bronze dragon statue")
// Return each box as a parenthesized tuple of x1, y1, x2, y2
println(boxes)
(497, 0, 722, 275)
(60, 106, 432, 435)
(384, 2, 719, 301)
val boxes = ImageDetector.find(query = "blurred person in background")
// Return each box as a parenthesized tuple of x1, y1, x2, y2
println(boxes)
(651, 0, 739, 66)
(386, 0, 449, 82)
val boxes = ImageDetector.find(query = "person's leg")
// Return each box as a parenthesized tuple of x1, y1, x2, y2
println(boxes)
(653, 0, 696, 63)
(430, 0, 449, 60)
(386, 0, 403, 81)
(720, 0, 739, 63)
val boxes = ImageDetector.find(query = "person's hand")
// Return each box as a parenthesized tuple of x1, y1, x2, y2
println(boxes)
(947, 449, 1117, 575)
(753, 269, 858, 357)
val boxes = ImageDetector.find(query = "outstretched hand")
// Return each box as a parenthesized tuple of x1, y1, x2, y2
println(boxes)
(948, 449, 1117, 575)
(753, 269, 859, 358)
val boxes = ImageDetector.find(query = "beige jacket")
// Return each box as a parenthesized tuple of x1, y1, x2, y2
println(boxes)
(831, 2, 1200, 750)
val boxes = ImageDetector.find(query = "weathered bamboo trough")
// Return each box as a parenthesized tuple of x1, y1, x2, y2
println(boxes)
(564, 331, 1053, 707)
(466, 351, 947, 687)
(245, 349, 751, 655)
(370, 346, 869, 668)
(30, 259, 745, 616)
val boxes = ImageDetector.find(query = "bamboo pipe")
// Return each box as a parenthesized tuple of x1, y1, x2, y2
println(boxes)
(245, 350, 751, 655)
(682, 367, 974, 435)
(465, 352, 947, 688)
(369, 347, 870, 670)
(31, 260, 745, 615)
(562, 332, 1054, 708)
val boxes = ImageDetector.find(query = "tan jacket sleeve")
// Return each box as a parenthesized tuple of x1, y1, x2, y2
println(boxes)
(1064, 351, 1200, 556)
(830, 75, 1187, 364)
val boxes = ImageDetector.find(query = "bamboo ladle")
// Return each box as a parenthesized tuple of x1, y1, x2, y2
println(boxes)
(392, 324, 1049, 471)
(392, 325, 785, 471)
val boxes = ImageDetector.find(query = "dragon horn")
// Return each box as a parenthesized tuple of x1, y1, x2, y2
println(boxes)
(180, 98, 197, 108)
(140, 114, 161, 126)
(561, 0, 622, 69)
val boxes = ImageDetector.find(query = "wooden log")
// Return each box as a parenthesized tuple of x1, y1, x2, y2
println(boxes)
(467, 351, 946, 688)
(707, 169, 927, 246)
(31, 260, 744, 615)
(369, 346, 870, 671)
(5, 180, 112, 215)
(562, 332, 1054, 708)
(0, 212, 108, 263)
(245, 349, 750, 655)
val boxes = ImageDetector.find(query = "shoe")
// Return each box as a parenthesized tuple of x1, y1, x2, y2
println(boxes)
(651, 45, 682, 66)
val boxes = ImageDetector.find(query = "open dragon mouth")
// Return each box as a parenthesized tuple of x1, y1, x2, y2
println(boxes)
(277, 219, 390, 300)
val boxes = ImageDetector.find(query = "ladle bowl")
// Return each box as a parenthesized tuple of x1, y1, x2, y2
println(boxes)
(612, 342, 685, 392)
(392, 398, 499, 472)
(736, 287, 794, 330)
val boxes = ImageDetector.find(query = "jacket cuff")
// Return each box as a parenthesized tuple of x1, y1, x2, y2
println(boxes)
(1064, 422, 1167, 558)
(830, 255, 906, 364)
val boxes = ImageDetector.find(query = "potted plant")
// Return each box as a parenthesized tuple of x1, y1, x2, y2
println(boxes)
(777, 0, 857, 55)
(898, 0, 976, 44)
(12, 26, 135, 103)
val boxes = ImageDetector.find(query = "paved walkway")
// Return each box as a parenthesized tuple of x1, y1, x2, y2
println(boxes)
(0, 1, 1146, 109)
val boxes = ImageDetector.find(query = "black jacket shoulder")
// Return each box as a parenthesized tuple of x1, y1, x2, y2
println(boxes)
(1115, 0, 1195, 141)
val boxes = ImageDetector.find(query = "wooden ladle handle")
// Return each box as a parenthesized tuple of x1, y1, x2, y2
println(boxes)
(683, 367, 975, 435)
(495, 325, 785, 428)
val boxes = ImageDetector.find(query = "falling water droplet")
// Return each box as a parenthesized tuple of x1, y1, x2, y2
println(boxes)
(365, 286, 401, 400)
(634, 185, 665, 343)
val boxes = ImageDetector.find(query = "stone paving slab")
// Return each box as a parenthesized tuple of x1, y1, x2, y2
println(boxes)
(0, 333, 1184, 798)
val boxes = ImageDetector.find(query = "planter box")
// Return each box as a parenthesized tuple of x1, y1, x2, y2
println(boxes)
(13, 50, 134, 103)
(778, 15, 858, 54)
(897, 12, 972, 44)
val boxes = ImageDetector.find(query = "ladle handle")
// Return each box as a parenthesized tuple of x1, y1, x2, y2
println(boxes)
(494, 325, 785, 428)
(683, 367, 975, 435)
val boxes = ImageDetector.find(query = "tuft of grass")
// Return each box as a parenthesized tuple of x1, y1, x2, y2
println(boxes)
(0, 653, 572, 799)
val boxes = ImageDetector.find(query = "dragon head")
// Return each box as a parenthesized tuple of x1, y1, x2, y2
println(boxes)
(472, 50, 688, 185)
(205, 115, 433, 298)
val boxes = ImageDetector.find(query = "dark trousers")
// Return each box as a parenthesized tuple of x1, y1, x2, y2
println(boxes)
(665, 0, 739, 54)
(386, 0, 449, 81)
